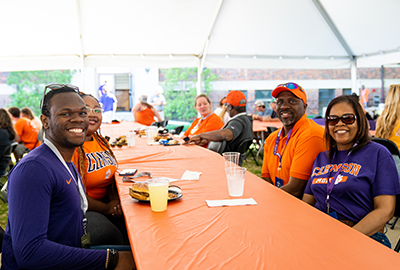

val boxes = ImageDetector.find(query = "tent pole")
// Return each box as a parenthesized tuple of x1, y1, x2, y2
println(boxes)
(76, 0, 85, 91)
(197, 58, 202, 96)
(351, 59, 358, 94)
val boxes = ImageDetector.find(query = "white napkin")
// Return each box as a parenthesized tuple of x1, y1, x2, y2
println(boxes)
(181, 170, 202, 180)
(205, 198, 257, 207)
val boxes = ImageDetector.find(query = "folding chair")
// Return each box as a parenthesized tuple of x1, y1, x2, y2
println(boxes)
(371, 137, 400, 251)
(0, 142, 18, 202)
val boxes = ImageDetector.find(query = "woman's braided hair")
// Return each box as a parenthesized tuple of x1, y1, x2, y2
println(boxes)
(76, 93, 118, 184)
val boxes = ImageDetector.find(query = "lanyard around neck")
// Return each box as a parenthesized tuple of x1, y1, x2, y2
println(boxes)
(325, 143, 358, 213)
(273, 127, 293, 171)
(191, 113, 213, 134)
(44, 138, 88, 214)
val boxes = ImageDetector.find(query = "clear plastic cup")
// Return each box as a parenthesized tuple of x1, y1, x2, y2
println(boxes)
(223, 152, 240, 168)
(147, 178, 169, 212)
(225, 167, 246, 197)
(126, 131, 136, 147)
(146, 127, 158, 144)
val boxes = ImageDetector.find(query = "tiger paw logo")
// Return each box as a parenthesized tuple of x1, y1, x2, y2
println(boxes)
(66, 178, 72, 185)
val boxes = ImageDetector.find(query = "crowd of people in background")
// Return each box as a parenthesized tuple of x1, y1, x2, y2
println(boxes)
(1, 81, 400, 269)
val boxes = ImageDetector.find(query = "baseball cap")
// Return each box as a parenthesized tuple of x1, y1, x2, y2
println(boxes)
(254, 100, 265, 107)
(272, 82, 307, 103)
(155, 85, 163, 94)
(226, 91, 247, 107)
(139, 95, 148, 103)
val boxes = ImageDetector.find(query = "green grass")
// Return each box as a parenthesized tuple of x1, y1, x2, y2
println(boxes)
(0, 201, 7, 229)
(242, 154, 263, 177)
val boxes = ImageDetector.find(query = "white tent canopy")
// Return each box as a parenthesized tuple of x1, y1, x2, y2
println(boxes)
(1, 0, 400, 73)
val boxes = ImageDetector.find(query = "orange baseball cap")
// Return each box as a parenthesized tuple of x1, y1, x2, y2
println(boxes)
(272, 82, 307, 103)
(226, 91, 247, 107)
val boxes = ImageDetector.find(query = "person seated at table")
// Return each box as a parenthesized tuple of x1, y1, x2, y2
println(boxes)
(252, 99, 279, 122)
(303, 95, 400, 247)
(184, 94, 223, 143)
(132, 95, 162, 126)
(0, 108, 16, 175)
(214, 96, 230, 124)
(21, 107, 42, 132)
(261, 82, 325, 199)
(73, 93, 129, 246)
(8, 106, 41, 161)
(185, 91, 253, 159)
(375, 84, 400, 150)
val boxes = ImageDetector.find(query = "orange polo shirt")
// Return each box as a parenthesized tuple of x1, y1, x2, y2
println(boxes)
(136, 107, 156, 126)
(72, 138, 117, 201)
(261, 114, 325, 186)
(14, 117, 40, 150)
(184, 113, 223, 137)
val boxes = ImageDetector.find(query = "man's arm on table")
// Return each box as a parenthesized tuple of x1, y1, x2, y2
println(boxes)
(262, 176, 308, 199)
(187, 129, 233, 146)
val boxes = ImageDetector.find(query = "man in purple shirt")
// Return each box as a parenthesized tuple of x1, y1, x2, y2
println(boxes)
(2, 85, 134, 269)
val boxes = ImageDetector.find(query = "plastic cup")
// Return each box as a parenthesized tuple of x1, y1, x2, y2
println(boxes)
(126, 131, 136, 147)
(146, 127, 158, 144)
(223, 152, 240, 168)
(225, 167, 246, 197)
(147, 178, 169, 212)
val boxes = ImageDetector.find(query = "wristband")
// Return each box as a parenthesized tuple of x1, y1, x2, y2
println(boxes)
(106, 249, 119, 270)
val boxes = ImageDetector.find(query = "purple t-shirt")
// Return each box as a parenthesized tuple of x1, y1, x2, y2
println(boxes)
(304, 141, 400, 223)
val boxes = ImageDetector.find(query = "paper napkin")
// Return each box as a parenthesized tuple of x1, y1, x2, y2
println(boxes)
(205, 198, 257, 207)
(181, 170, 202, 180)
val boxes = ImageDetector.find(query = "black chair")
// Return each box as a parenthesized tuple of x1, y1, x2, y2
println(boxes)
(151, 119, 169, 128)
(372, 138, 400, 251)
(171, 125, 184, 135)
(0, 142, 18, 178)
(0, 142, 18, 203)
(236, 138, 254, 166)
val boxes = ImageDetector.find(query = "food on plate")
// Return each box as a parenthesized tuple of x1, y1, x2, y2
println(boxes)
(111, 135, 128, 147)
(154, 134, 169, 141)
(139, 129, 146, 136)
(165, 140, 180, 145)
(129, 182, 178, 201)
(129, 182, 149, 200)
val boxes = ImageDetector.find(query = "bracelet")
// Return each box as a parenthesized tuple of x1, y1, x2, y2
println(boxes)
(106, 249, 119, 270)
(105, 249, 110, 269)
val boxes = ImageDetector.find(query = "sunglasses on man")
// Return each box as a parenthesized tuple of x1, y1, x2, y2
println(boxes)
(40, 84, 80, 110)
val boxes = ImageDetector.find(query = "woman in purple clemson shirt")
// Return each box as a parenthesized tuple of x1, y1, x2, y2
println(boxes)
(303, 95, 400, 248)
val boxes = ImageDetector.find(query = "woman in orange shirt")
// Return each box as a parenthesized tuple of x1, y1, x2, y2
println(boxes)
(184, 94, 224, 142)
(132, 95, 162, 126)
(72, 93, 129, 247)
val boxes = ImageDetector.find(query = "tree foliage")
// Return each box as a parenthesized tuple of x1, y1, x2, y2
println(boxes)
(162, 68, 219, 121)
(7, 70, 76, 116)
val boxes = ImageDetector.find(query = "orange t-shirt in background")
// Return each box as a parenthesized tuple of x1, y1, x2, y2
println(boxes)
(184, 113, 224, 137)
(136, 107, 156, 126)
(261, 114, 325, 186)
(14, 117, 40, 150)
(72, 139, 117, 201)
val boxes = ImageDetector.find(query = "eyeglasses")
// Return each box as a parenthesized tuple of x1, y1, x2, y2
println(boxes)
(277, 82, 306, 94)
(41, 84, 80, 110)
(326, 113, 357, 126)
(224, 103, 230, 107)
(86, 107, 103, 114)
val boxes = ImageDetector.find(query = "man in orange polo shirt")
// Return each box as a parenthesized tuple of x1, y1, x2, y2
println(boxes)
(261, 83, 325, 199)
(8, 107, 40, 160)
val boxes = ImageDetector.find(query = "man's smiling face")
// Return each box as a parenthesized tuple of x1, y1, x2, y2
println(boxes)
(43, 92, 89, 150)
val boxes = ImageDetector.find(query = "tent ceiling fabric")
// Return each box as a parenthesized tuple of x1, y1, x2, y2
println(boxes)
(1, 0, 399, 72)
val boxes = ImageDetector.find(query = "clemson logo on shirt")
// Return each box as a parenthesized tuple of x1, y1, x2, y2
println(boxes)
(312, 175, 348, 185)
(105, 169, 112, 179)
(66, 178, 72, 185)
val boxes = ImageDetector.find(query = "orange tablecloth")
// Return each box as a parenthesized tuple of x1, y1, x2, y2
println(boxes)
(101, 125, 400, 269)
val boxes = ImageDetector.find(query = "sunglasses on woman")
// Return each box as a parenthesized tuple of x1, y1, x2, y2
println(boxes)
(326, 113, 357, 126)
(40, 84, 80, 110)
